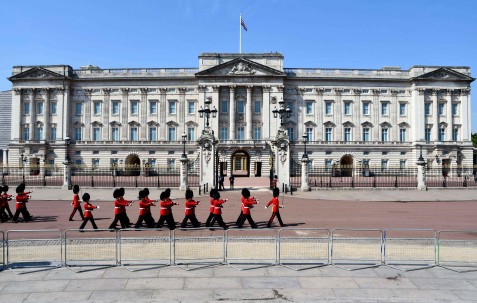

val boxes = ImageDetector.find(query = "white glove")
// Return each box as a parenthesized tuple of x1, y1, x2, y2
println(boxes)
(96, 206, 100, 209)
(257, 201, 260, 204)
(264, 206, 267, 209)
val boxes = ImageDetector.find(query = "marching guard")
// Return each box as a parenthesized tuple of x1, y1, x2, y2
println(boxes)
(12, 183, 33, 222)
(134, 189, 156, 228)
(69, 184, 84, 221)
(1, 185, 13, 220)
(237, 188, 259, 228)
(205, 188, 217, 227)
(156, 191, 178, 230)
(108, 189, 131, 229)
(210, 190, 228, 230)
(79, 193, 99, 230)
(266, 188, 285, 227)
(180, 189, 200, 228)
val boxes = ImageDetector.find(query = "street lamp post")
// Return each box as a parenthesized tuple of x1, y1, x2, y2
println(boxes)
(416, 144, 427, 191)
(20, 153, 26, 183)
(302, 133, 308, 159)
(198, 97, 217, 129)
(63, 136, 72, 189)
(272, 99, 291, 127)
(181, 132, 187, 158)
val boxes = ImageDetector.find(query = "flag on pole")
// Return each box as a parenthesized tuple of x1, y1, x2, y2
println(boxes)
(241, 17, 248, 31)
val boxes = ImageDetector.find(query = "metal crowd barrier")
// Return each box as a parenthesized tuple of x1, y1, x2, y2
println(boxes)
(173, 228, 225, 270)
(278, 228, 329, 270)
(384, 229, 437, 271)
(225, 229, 278, 270)
(331, 229, 383, 270)
(6, 229, 62, 273)
(64, 229, 118, 272)
(0, 231, 4, 270)
(118, 229, 171, 271)
(438, 230, 477, 272)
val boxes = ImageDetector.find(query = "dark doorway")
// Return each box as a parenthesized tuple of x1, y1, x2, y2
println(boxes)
(125, 154, 141, 176)
(231, 150, 250, 177)
(340, 155, 353, 177)
(255, 162, 262, 177)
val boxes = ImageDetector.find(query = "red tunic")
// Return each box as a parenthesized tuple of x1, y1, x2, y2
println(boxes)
(72, 194, 81, 208)
(113, 198, 129, 214)
(84, 203, 97, 218)
(266, 197, 280, 212)
(209, 198, 215, 213)
(139, 199, 154, 216)
(213, 199, 226, 215)
(241, 197, 257, 215)
(159, 200, 174, 215)
(15, 193, 29, 210)
(184, 199, 199, 215)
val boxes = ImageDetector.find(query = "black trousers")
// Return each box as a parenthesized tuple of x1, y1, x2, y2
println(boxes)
(181, 214, 200, 228)
(135, 213, 155, 228)
(12, 208, 32, 222)
(109, 213, 128, 229)
(156, 214, 175, 230)
(3, 204, 13, 218)
(267, 211, 284, 227)
(235, 211, 244, 225)
(238, 213, 257, 228)
(212, 214, 227, 229)
(69, 207, 84, 220)
(205, 212, 214, 227)
(80, 217, 98, 229)
(0, 207, 9, 222)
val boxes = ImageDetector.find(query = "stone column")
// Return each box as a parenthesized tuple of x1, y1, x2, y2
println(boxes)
(59, 87, 70, 141)
(121, 88, 129, 140)
(140, 88, 148, 140)
(83, 89, 92, 141)
(334, 88, 343, 141)
(461, 88, 471, 141)
(179, 155, 188, 191)
(431, 89, 438, 141)
(229, 86, 236, 140)
(372, 90, 380, 142)
(316, 88, 324, 140)
(62, 160, 71, 190)
(353, 89, 361, 141)
(12, 89, 22, 141)
(159, 88, 167, 140)
(30, 89, 36, 140)
(391, 89, 399, 141)
(301, 155, 310, 191)
(178, 87, 186, 137)
(445, 89, 453, 141)
(43, 88, 50, 140)
(262, 86, 270, 139)
(103, 89, 111, 140)
(416, 155, 427, 191)
(246, 86, 253, 140)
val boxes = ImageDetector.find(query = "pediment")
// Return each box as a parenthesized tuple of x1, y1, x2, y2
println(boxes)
(9, 67, 68, 81)
(412, 68, 474, 82)
(196, 58, 286, 77)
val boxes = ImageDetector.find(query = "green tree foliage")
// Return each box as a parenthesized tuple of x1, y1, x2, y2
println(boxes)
(472, 133, 477, 147)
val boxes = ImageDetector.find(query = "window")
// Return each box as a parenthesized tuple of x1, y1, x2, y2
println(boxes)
(362, 102, 370, 115)
(75, 127, 82, 141)
(287, 102, 294, 113)
(381, 103, 388, 116)
(237, 127, 244, 140)
(168, 127, 176, 141)
(36, 127, 43, 140)
(111, 158, 118, 165)
(438, 128, 445, 141)
(438, 103, 445, 116)
(425, 128, 431, 142)
(112, 101, 120, 115)
(306, 127, 313, 141)
(92, 158, 100, 168)
(381, 159, 388, 172)
(149, 127, 157, 141)
(452, 103, 458, 116)
(220, 100, 228, 113)
(149, 101, 157, 114)
(400, 160, 406, 170)
(167, 159, 175, 169)
(344, 128, 351, 142)
(344, 102, 351, 115)
(399, 103, 406, 116)
(220, 127, 228, 140)
(306, 101, 313, 115)
(50, 127, 56, 141)
(130, 101, 139, 115)
(130, 127, 138, 141)
(75, 103, 83, 115)
(187, 127, 195, 141)
(253, 127, 261, 140)
(23, 127, 29, 140)
(237, 100, 244, 113)
(381, 128, 388, 142)
(254, 101, 261, 113)
(362, 128, 370, 141)
(24, 102, 30, 115)
(325, 101, 332, 115)
(287, 128, 294, 141)
(399, 128, 406, 142)
(168, 101, 176, 114)
(112, 127, 119, 141)
(188, 101, 195, 114)
(37, 102, 44, 114)
(75, 159, 82, 166)
(325, 159, 332, 171)
(93, 102, 101, 115)
(148, 159, 156, 167)
(93, 127, 100, 141)
(425, 103, 431, 116)
(51, 101, 57, 115)
(325, 127, 332, 141)
(452, 128, 458, 141)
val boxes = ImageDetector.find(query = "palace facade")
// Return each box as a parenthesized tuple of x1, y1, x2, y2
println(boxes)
(7, 52, 474, 179)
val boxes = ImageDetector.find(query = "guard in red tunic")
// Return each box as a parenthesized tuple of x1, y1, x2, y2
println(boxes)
(210, 190, 228, 230)
(79, 193, 99, 230)
(69, 184, 84, 221)
(237, 188, 259, 228)
(12, 183, 33, 222)
(1, 185, 13, 220)
(155, 191, 178, 230)
(134, 189, 156, 228)
(235, 188, 248, 226)
(205, 188, 217, 227)
(163, 188, 176, 226)
(0, 186, 8, 222)
(118, 187, 133, 227)
(266, 188, 285, 227)
(180, 189, 200, 228)
(108, 189, 131, 229)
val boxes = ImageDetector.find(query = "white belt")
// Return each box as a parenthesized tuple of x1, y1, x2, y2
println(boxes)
(140, 208, 146, 210)
(16, 202, 24, 204)
(243, 206, 249, 209)
(115, 207, 122, 209)
(85, 210, 91, 212)
(160, 207, 168, 209)
(185, 207, 193, 210)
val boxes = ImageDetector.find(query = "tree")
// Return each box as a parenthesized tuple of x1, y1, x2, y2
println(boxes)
(472, 133, 477, 147)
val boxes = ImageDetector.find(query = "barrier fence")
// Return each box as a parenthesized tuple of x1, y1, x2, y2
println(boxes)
(0, 228, 476, 273)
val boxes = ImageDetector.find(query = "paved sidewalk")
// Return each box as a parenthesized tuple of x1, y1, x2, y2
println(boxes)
(0, 265, 476, 302)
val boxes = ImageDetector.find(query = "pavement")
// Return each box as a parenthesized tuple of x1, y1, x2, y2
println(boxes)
(1, 187, 476, 302)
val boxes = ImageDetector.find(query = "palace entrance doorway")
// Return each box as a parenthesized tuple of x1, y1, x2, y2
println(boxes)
(231, 150, 250, 177)
(125, 154, 141, 176)
(340, 155, 354, 177)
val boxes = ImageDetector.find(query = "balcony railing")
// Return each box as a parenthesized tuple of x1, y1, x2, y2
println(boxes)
(73, 68, 199, 78)
(284, 68, 410, 78)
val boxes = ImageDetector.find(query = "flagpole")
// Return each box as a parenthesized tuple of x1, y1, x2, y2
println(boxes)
(239, 13, 242, 53)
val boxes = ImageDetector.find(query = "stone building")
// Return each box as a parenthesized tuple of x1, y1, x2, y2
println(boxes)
(7, 52, 474, 181)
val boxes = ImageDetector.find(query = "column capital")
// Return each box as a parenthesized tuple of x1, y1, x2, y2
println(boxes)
(121, 88, 130, 95)
(103, 88, 111, 95)
(212, 86, 219, 93)
(140, 88, 148, 95)
(159, 88, 167, 94)
(417, 88, 426, 95)
(315, 87, 325, 95)
(460, 88, 470, 96)
(14, 88, 22, 95)
(334, 88, 343, 95)
(178, 87, 187, 94)
(40, 88, 50, 95)
(353, 89, 362, 95)
(371, 89, 380, 96)
(198, 85, 207, 93)
(431, 89, 439, 96)
(390, 89, 399, 96)
(229, 85, 236, 93)
(246, 85, 253, 92)
(276, 86, 284, 93)
(84, 88, 93, 96)
(297, 87, 306, 95)
(262, 85, 271, 93)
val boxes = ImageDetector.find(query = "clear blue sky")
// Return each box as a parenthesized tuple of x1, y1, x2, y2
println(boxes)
(1, 0, 476, 131)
